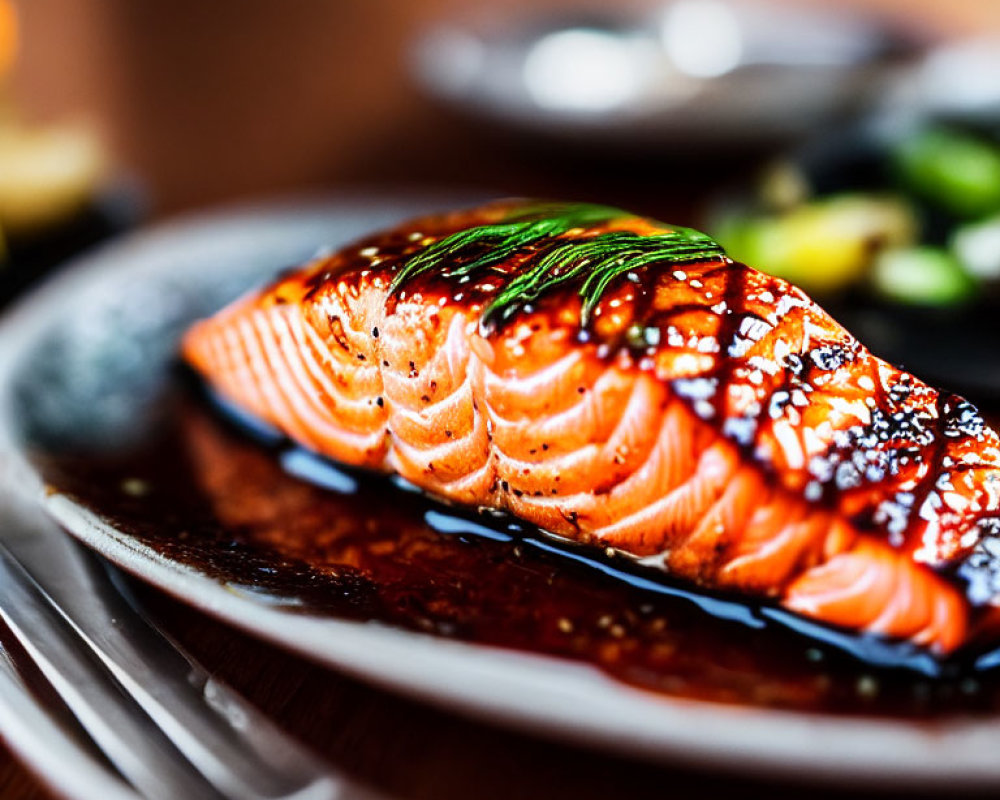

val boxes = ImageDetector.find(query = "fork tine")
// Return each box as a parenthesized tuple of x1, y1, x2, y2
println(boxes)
(0, 543, 224, 800)
(61, 552, 350, 800)
(2, 529, 381, 800)
(0, 640, 141, 800)
(0, 483, 380, 799)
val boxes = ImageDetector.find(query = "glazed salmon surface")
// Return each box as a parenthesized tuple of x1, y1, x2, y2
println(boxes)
(183, 200, 1000, 654)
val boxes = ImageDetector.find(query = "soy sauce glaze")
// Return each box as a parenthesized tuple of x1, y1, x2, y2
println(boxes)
(31, 384, 1000, 717)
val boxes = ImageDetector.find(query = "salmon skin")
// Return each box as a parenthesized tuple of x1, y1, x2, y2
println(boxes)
(183, 199, 1000, 655)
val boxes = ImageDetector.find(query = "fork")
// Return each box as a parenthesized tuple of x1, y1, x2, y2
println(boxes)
(0, 495, 385, 800)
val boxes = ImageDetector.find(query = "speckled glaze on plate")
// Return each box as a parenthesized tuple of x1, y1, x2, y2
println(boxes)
(4, 197, 1000, 789)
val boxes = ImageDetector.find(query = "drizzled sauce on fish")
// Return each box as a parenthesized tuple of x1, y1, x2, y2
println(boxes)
(31, 387, 1000, 716)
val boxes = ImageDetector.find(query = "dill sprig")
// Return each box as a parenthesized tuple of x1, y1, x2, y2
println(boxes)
(390, 202, 728, 331)
(390, 202, 623, 291)
(484, 228, 725, 330)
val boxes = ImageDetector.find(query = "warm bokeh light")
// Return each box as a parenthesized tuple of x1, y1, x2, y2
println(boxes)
(0, 0, 16, 81)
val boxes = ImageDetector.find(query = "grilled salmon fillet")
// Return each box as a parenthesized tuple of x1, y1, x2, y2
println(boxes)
(182, 200, 1000, 654)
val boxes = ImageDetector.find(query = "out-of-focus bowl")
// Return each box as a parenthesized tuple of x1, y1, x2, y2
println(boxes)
(412, 1, 921, 151)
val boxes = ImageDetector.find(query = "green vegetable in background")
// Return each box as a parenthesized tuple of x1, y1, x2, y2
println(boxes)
(715, 195, 916, 293)
(756, 161, 810, 211)
(893, 127, 1000, 219)
(952, 214, 1000, 282)
(871, 247, 975, 307)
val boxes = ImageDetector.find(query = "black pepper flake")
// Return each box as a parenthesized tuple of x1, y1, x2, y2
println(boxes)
(376, 397, 384, 407)
(372, 326, 380, 338)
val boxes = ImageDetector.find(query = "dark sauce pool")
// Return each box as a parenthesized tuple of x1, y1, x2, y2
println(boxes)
(29, 382, 1000, 717)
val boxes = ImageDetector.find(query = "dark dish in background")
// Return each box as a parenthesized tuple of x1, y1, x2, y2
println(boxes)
(708, 119, 1000, 400)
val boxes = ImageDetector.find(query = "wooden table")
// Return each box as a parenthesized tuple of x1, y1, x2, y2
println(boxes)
(4, 2, 1000, 797)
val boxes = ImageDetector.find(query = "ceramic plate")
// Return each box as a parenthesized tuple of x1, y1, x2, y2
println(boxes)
(3, 197, 1000, 790)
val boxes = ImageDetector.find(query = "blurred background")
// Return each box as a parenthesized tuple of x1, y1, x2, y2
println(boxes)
(1, 0, 997, 209)
(3, 0, 1000, 388)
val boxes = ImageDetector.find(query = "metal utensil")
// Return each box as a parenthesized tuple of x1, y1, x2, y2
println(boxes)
(0, 483, 382, 800)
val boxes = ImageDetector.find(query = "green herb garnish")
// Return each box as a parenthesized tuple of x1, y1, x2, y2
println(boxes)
(391, 202, 727, 332)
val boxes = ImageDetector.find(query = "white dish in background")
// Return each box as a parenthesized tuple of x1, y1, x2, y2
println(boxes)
(3, 197, 1000, 790)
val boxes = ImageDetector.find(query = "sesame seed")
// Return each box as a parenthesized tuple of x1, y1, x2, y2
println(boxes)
(856, 675, 879, 698)
(121, 478, 149, 497)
